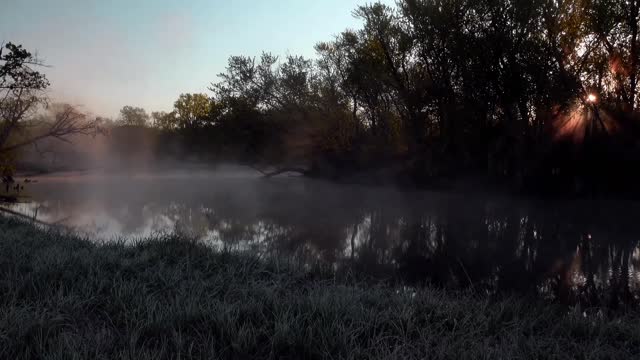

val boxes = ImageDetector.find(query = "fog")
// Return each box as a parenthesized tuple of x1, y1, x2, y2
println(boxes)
(3, 165, 639, 307)
(7, 127, 640, 309)
(16, 128, 209, 174)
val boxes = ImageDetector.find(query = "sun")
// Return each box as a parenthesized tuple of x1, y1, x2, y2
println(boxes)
(587, 93, 597, 103)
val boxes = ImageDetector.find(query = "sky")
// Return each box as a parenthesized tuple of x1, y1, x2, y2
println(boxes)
(1, 0, 394, 118)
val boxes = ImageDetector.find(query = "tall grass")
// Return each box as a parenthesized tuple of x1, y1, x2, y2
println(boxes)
(0, 215, 638, 359)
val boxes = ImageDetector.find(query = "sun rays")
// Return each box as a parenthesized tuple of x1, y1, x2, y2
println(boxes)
(553, 98, 620, 143)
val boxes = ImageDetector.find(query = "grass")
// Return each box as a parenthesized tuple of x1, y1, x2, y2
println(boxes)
(0, 216, 639, 359)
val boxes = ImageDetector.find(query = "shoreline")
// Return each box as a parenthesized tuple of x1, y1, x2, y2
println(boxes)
(14, 163, 640, 203)
(12, 167, 640, 210)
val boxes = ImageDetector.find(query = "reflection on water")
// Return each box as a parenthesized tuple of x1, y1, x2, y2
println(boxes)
(5, 170, 640, 307)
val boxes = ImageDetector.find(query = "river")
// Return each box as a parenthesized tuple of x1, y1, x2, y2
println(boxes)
(3, 167, 640, 307)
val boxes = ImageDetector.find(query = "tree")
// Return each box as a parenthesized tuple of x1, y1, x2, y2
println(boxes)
(173, 93, 213, 129)
(0, 42, 98, 156)
(118, 106, 149, 127)
(151, 111, 178, 130)
(141, 1, 640, 190)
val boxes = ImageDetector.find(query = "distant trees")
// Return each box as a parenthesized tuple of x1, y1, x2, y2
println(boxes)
(173, 93, 215, 129)
(151, 111, 176, 130)
(144, 94, 220, 131)
(117, 106, 149, 127)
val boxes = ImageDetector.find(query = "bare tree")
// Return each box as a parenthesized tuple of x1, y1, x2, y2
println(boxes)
(0, 103, 98, 154)
(0, 42, 99, 156)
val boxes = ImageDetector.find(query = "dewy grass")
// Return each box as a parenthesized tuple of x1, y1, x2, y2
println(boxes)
(0, 216, 639, 359)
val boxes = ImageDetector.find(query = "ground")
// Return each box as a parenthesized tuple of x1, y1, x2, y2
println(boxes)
(0, 215, 639, 359)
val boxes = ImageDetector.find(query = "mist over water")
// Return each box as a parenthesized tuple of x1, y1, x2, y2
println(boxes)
(5, 166, 640, 307)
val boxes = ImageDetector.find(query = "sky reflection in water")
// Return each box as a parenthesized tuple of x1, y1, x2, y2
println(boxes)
(6, 170, 640, 307)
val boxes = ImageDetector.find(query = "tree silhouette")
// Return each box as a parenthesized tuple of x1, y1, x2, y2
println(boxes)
(0, 42, 98, 159)
(35, 1, 640, 194)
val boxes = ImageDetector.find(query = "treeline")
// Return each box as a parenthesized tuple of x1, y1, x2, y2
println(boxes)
(109, 0, 640, 193)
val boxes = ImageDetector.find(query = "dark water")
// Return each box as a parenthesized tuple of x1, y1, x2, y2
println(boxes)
(5, 169, 640, 307)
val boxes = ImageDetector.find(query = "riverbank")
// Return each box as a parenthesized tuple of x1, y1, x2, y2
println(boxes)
(0, 216, 639, 359)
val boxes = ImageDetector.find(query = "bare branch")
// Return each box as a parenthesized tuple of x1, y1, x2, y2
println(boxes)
(0, 103, 101, 154)
(250, 165, 309, 178)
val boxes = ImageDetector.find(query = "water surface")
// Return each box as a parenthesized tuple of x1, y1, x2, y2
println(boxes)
(4, 168, 640, 307)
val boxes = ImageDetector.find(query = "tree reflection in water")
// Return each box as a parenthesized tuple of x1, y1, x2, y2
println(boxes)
(10, 173, 640, 307)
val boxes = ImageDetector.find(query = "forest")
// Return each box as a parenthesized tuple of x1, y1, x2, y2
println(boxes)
(5, 0, 640, 195)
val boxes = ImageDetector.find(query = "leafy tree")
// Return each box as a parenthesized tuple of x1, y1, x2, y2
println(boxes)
(151, 111, 177, 130)
(173, 93, 213, 129)
(118, 106, 149, 127)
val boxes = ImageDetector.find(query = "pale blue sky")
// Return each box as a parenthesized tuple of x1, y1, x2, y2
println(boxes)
(1, 0, 394, 117)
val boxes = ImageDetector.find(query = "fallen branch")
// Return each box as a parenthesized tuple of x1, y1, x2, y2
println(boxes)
(250, 165, 309, 178)
(0, 205, 58, 227)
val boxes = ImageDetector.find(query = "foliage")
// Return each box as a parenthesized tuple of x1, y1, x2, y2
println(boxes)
(151, 110, 177, 130)
(118, 105, 150, 127)
(173, 93, 215, 129)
